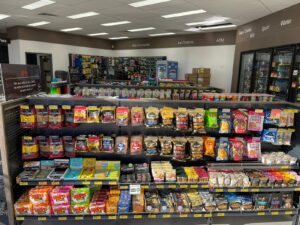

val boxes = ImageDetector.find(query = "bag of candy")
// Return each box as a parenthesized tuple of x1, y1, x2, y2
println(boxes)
(87, 135, 101, 152)
(205, 109, 219, 129)
(49, 136, 64, 159)
(160, 107, 175, 128)
(102, 136, 114, 153)
(188, 136, 204, 160)
(262, 129, 277, 144)
(130, 135, 143, 155)
(232, 109, 248, 134)
(101, 106, 116, 123)
(145, 107, 159, 127)
(75, 135, 88, 152)
(36, 136, 49, 158)
(20, 105, 36, 129)
(246, 137, 261, 160)
(172, 137, 187, 161)
(74, 106, 87, 123)
(160, 136, 173, 156)
(87, 106, 100, 123)
(63, 136, 75, 158)
(116, 107, 130, 126)
(229, 137, 246, 161)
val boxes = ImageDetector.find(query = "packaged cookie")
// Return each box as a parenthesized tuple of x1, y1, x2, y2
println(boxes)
(87, 106, 100, 123)
(145, 107, 159, 127)
(226, 193, 242, 210)
(144, 136, 158, 155)
(115, 136, 129, 154)
(269, 193, 281, 209)
(116, 107, 130, 126)
(160, 136, 173, 156)
(20, 105, 36, 129)
(255, 194, 269, 210)
(131, 107, 144, 126)
(241, 195, 253, 210)
(48, 105, 63, 129)
(175, 108, 189, 130)
(160, 107, 175, 128)
(102, 136, 114, 153)
(22, 136, 39, 160)
(188, 136, 204, 161)
(216, 137, 229, 161)
(173, 137, 187, 161)
(282, 192, 293, 208)
(215, 194, 228, 210)
(219, 109, 232, 134)
(74, 106, 87, 123)
(186, 190, 203, 212)
(35, 105, 48, 128)
(262, 129, 277, 144)
(159, 191, 175, 213)
(189, 108, 205, 134)
(101, 106, 116, 123)
(130, 135, 143, 155)
(232, 109, 248, 134)
(87, 135, 101, 152)
(204, 137, 216, 158)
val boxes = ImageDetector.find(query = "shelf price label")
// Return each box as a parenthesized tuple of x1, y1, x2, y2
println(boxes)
(228, 188, 236, 192)
(38, 217, 47, 221)
(120, 215, 128, 219)
(93, 216, 101, 220)
(190, 184, 198, 189)
(134, 215, 143, 219)
(108, 216, 116, 220)
(271, 211, 279, 215)
(129, 184, 141, 195)
(168, 185, 176, 189)
(16, 217, 24, 221)
(58, 217, 67, 221)
(257, 212, 265, 216)
(180, 214, 188, 218)
(82, 181, 91, 185)
(38, 182, 47, 185)
(163, 214, 171, 218)
(19, 182, 28, 186)
(148, 215, 157, 219)
(75, 216, 83, 220)
(285, 211, 293, 215)
(217, 213, 225, 217)
(94, 181, 102, 185)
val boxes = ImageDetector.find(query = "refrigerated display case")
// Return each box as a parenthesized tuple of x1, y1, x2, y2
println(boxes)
(253, 50, 272, 93)
(291, 45, 300, 102)
(269, 46, 295, 100)
(238, 52, 254, 93)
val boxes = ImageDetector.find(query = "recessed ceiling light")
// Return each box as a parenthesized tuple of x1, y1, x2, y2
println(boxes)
(28, 21, 50, 27)
(200, 24, 236, 30)
(184, 28, 201, 32)
(60, 27, 83, 32)
(109, 37, 129, 40)
(101, 21, 131, 26)
(0, 14, 10, 20)
(149, 32, 175, 36)
(88, 32, 108, 36)
(186, 18, 228, 26)
(22, 0, 55, 10)
(129, 0, 171, 7)
(67, 12, 99, 19)
(162, 9, 206, 18)
(128, 27, 155, 32)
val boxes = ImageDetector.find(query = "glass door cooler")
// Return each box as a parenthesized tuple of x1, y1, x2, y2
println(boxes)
(238, 52, 254, 93)
(253, 50, 272, 93)
(269, 46, 295, 100)
(291, 45, 300, 102)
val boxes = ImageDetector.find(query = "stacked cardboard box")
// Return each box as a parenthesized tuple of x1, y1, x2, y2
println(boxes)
(185, 68, 211, 87)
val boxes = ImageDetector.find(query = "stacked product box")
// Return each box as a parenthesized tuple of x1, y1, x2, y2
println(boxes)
(185, 68, 211, 87)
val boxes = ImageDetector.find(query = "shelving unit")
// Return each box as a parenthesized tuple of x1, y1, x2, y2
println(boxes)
(1, 97, 300, 225)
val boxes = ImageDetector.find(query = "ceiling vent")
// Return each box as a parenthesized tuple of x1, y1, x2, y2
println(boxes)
(38, 13, 58, 17)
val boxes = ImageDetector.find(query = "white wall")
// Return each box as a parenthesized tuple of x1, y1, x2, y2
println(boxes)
(8, 40, 114, 72)
(8, 40, 235, 92)
(115, 45, 236, 92)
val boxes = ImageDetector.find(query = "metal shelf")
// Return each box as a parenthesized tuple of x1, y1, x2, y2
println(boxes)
(207, 162, 298, 170)
(15, 209, 298, 221)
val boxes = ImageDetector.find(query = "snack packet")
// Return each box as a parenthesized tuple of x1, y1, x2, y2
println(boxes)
(63, 136, 75, 158)
(262, 129, 277, 144)
(145, 107, 159, 127)
(204, 137, 216, 158)
(22, 136, 39, 160)
(216, 137, 229, 161)
(248, 110, 264, 132)
(175, 108, 189, 130)
(35, 105, 48, 128)
(246, 137, 261, 160)
(75, 135, 88, 152)
(219, 109, 232, 134)
(116, 107, 130, 126)
(102, 136, 114, 153)
(62, 105, 77, 128)
(188, 136, 204, 160)
(232, 109, 248, 134)
(161, 107, 175, 128)
(20, 105, 36, 129)
(115, 136, 129, 154)
(87, 106, 100, 123)
(74, 106, 87, 123)
(36, 136, 49, 158)
(130, 135, 143, 155)
(189, 108, 205, 133)
(173, 137, 187, 161)
(49, 136, 64, 159)
(205, 109, 219, 129)
(229, 138, 246, 161)
(87, 135, 101, 152)
(131, 107, 144, 126)
(160, 136, 173, 156)
(144, 136, 158, 155)
(101, 106, 116, 123)
(48, 105, 63, 129)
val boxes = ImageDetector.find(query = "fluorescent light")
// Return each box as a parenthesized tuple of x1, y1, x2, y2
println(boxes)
(0, 14, 10, 20)
(22, 0, 55, 10)
(186, 18, 228, 26)
(200, 24, 236, 30)
(88, 32, 108, 36)
(149, 32, 175, 36)
(184, 28, 201, 32)
(128, 27, 155, 32)
(101, 21, 131, 26)
(129, 0, 171, 7)
(162, 9, 206, 18)
(109, 37, 129, 40)
(28, 21, 50, 27)
(60, 27, 83, 32)
(67, 12, 99, 19)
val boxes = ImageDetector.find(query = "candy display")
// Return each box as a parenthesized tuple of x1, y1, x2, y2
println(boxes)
(261, 152, 297, 165)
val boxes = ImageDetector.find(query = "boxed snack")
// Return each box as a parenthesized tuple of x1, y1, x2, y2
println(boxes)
(172, 191, 190, 213)
(50, 186, 71, 206)
(20, 105, 36, 129)
(33, 204, 51, 216)
(159, 190, 175, 213)
(52, 204, 70, 215)
(186, 190, 203, 212)
(29, 186, 53, 205)
(71, 204, 90, 214)
(132, 190, 144, 213)
(145, 191, 160, 213)
(14, 192, 33, 216)
(71, 187, 91, 205)
(89, 190, 108, 214)
(118, 190, 131, 213)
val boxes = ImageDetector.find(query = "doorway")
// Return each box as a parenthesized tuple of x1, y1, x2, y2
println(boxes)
(26, 52, 53, 92)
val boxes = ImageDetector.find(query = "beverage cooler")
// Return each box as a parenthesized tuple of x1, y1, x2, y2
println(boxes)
(269, 46, 295, 100)
(253, 50, 272, 93)
(291, 46, 300, 102)
(238, 52, 254, 93)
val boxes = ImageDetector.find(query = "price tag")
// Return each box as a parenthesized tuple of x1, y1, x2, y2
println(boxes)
(49, 105, 58, 110)
(190, 185, 198, 189)
(228, 188, 236, 192)
(204, 214, 212, 218)
(20, 105, 29, 109)
(35, 105, 44, 109)
(201, 184, 209, 188)
(157, 185, 164, 189)
(163, 214, 171, 218)
(215, 188, 223, 192)
(19, 182, 28, 186)
(257, 212, 265, 216)
(51, 181, 60, 185)
(251, 188, 259, 192)
(129, 184, 141, 195)
(285, 211, 293, 215)
(134, 215, 142, 219)
(217, 213, 225, 217)
(241, 189, 249, 192)
(180, 214, 188, 218)
(38, 217, 47, 221)
(108, 216, 116, 220)
(142, 185, 149, 189)
(168, 185, 176, 189)
(148, 215, 157, 219)
(294, 187, 300, 191)
(75, 216, 83, 220)
(16, 217, 24, 221)
(120, 215, 128, 219)
(38, 182, 47, 185)
(194, 214, 202, 218)
(109, 181, 117, 185)
(82, 181, 91, 185)
(293, 70, 298, 76)
(281, 166, 289, 169)
(62, 105, 71, 110)
(180, 185, 188, 188)
(271, 211, 279, 215)
(94, 181, 102, 185)
(93, 216, 101, 220)
(58, 217, 67, 221)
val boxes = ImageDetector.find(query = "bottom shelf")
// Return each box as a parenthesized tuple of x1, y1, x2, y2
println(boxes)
(15, 209, 298, 221)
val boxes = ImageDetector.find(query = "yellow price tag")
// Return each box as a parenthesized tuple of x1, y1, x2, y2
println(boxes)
(163, 214, 171, 218)
(93, 216, 101, 220)
(62, 105, 71, 110)
(134, 215, 142, 219)
(215, 188, 223, 192)
(251, 188, 259, 192)
(94, 181, 102, 185)
(38, 182, 47, 185)
(281, 166, 289, 169)
(194, 214, 202, 218)
(168, 185, 176, 189)
(257, 212, 265, 216)
(58, 217, 67, 221)
(180, 185, 188, 188)
(180, 214, 188, 218)
(38, 217, 47, 221)
(82, 181, 91, 185)
(51, 181, 60, 185)
(142, 185, 149, 189)
(295, 187, 300, 191)
(228, 188, 236, 192)
(20, 105, 29, 109)
(75, 216, 83, 220)
(109, 216, 116, 220)
(204, 214, 212, 218)
(49, 105, 58, 110)
(190, 185, 198, 189)
(285, 211, 293, 215)
(241, 189, 249, 192)
(201, 184, 209, 188)
(16, 217, 24, 221)
(217, 213, 225, 217)
(35, 105, 44, 109)
(19, 182, 28, 186)
(120, 215, 128, 219)
(271, 212, 279, 215)
(148, 215, 157, 219)
(109, 181, 117, 185)
(157, 185, 164, 189)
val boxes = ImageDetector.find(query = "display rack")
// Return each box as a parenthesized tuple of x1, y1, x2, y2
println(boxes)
(0, 97, 300, 225)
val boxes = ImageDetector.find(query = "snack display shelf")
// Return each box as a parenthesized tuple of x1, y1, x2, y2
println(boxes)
(210, 187, 300, 193)
(15, 208, 298, 221)
(207, 162, 298, 170)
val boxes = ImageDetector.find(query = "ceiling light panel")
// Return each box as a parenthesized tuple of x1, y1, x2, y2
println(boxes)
(186, 17, 228, 26)
(149, 32, 175, 36)
(28, 21, 50, 27)
(109, 37, 129, 40)
(60, 27, 83, 32)
(200, 24, 236, 30)
(129, 0, 171, 7)
(101, 21, 131, 26)
(22, 0, 55, 10)
(184, 28, 200, 32)
(88, 33, 108, 36)
(128, 27, 155, 32)
(0, 14, 10, 20)
(162, 9, 206, 18)
(67, 11, 99, 19)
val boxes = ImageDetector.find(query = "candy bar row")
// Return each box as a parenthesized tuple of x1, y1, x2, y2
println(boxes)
(14, 186, 294, 216)
(20, 105, 297, 133)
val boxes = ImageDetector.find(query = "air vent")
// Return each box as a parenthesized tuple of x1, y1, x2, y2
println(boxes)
(38, 13, 58, 17)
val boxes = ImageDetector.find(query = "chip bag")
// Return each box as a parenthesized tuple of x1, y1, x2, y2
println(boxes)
(204, 137, 216, 158)
(216, 137, 229, 161)
(205, 109, 219, 129)
(219, 109, 232, 134)
(232, 109, 248, 134)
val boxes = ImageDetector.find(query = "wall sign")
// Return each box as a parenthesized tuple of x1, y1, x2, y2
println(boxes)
(261, 25, 270, 32)
(131, 43, 151, 48)
(177, 40, 195, 45)
(280, 19, 292, 26)
(0, 64, 42, 100)
(250, 33, 255, 39)
(216, 38, 225, 43)
(238, 28, 252, 36)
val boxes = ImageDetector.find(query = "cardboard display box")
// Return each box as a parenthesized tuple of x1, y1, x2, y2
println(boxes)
(192, 68, 210, 75)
